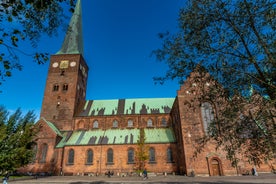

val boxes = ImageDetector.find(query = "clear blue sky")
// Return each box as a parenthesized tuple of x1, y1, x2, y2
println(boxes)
(0, 0, 184, 117)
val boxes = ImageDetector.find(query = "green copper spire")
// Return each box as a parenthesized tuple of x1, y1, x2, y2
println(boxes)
(56, 0, 83, 55)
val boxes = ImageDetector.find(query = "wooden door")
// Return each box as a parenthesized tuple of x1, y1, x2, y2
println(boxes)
(211, 159, 221, 176)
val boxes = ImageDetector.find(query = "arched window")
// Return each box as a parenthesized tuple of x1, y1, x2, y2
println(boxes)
(39, 143, 48, 163)
(149, 147, 156, 163)
(86, 149, 93, 165)
(63, 83, 68, 91)
(112, 120, 118, 128)
(201, 102, 214, 134)
(77, 120, 85, 130)
(167, 148, 173, 163)
(32, 143, 38, 163)
(68, 149, 74, 165)
(161, 118, 167, 126)
(127, 119, 133, 127)
(127, 148, 135, 163)
(93, 120, 99, 128)
(147, 119, 153, 127)
(53, 84, 59, 91)
(107, 148, 113, 164)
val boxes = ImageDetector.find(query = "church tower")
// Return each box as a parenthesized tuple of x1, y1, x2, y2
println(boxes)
(40, 0, 88, 131)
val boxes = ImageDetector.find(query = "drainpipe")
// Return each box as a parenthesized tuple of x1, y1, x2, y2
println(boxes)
(60, 147, 65, 176)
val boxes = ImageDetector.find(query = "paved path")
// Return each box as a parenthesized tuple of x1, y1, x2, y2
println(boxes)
(8, 173, 276, 184)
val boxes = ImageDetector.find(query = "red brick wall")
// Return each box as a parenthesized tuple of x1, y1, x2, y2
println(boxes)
(59, 143, 177, 176)
(174, 70, 275, 176)
(73, 114, 171, 131)
(25, 64, 275, 177)
(40, 54, 88, 131)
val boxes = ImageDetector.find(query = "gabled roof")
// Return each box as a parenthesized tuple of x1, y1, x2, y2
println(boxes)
(40, 117, 63, 137)
(56, 128, 176, 148)
(77, 98, 175, 116)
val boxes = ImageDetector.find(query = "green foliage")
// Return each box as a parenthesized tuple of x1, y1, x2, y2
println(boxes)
(193, 81, 276, 166)
(153, 0, 276, 103)
(0, 106, 37, 174)
(135, 128, 149, 171)
(0, 0, 76, 87)
(212, 94, 276, 166)
(154, 0, 276, 167)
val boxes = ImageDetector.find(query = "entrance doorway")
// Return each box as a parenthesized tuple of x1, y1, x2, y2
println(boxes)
(211, 159, 221, 176)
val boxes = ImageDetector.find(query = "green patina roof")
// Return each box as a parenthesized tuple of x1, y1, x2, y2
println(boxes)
(41, 118, 62, 137)
(56, 0, 83, 55)
(77, 98, 175, 116)
(144, 128, 175, 143)
(56, 128, 176, 148)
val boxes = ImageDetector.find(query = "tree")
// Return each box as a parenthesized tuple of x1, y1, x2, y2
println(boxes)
(135, 128, 149, 171)
(154, 0, 275, 102)
(0, 106, 38, 174)
(153, 0, 276, 167)
(0, 0, 75, 87)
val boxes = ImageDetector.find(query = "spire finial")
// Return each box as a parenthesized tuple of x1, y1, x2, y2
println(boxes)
(56, 0, 83, 55)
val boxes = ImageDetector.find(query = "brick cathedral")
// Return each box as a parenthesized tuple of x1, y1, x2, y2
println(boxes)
(20, 0, 274, 176)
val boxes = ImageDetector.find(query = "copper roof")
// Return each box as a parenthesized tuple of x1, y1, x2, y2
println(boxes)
(56, 0, 84, 55)
(56, 128, 176, 148)
(77, 98, 175, 116)
(41, 117, 63, 137)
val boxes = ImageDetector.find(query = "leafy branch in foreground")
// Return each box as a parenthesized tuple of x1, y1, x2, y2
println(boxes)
(0, 0, 76, 87)
(154, 0, 276, 167)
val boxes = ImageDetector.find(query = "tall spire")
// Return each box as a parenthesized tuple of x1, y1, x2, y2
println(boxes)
(56, 0, 83, 55)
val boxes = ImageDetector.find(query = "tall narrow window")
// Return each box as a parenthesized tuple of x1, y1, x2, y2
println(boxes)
(53, 84, 59, 91)
(68, 149, 74, 165)
(149, 147, 156, 163)
(167, 148, 173, 163)
(127, 148, 135, 164)
(39, 143, 48, 163)
(147, 119, 153, 127)
(107, 148, 113, 164)
(201, 102, 214, 134)
(86, 149, 93, 165)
